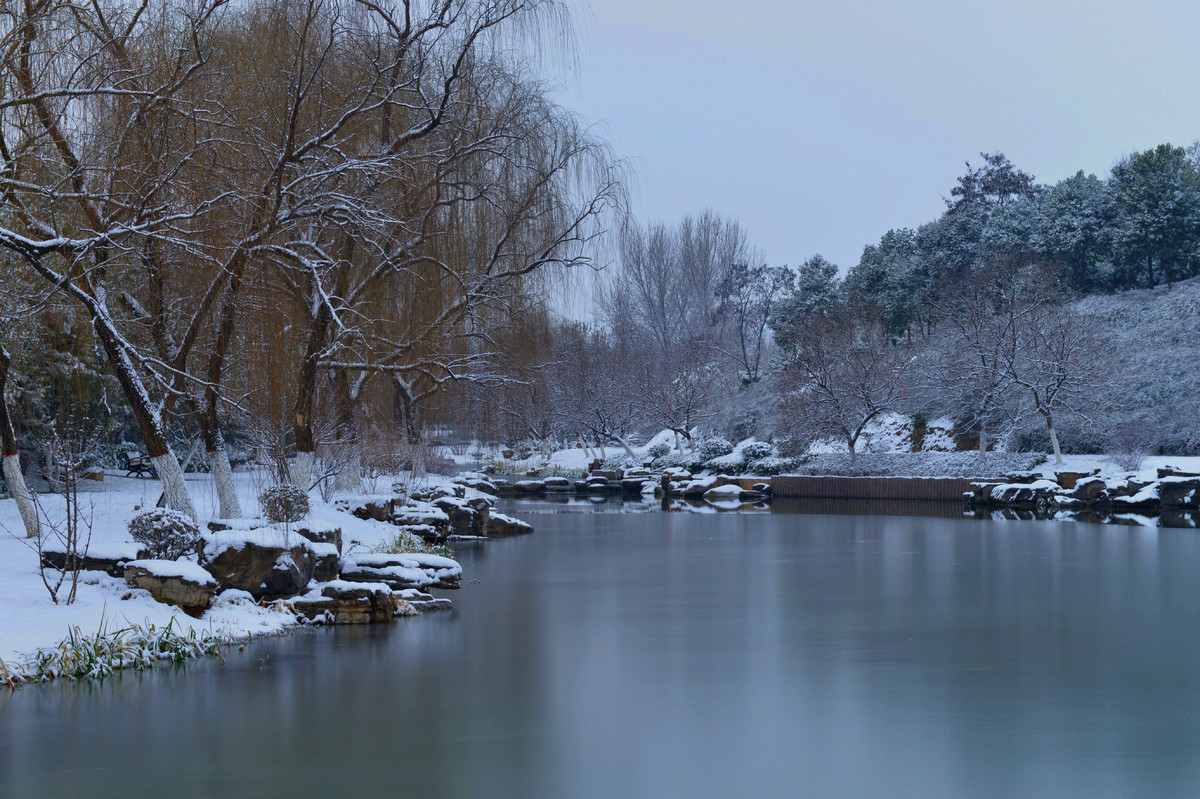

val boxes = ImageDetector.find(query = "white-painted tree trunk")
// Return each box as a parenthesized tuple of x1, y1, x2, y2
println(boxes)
(978, 422, 987, 466)
(673, 431, 681, 453)
(335, 450, 362, 492)
(151, 452, 197, 521)
(293, 450, 315, 492)
(1049, 425, 1063, 466)
(614, 436, 638, 462)
(208, 447, 242, 519)
(3, 453, 39, 538)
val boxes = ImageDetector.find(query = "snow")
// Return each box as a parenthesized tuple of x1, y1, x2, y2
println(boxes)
(200, 527, 314, 559)
(126, 559, 217, 585)
(703, 484, 744, 499)
(0, 468, 467, 666)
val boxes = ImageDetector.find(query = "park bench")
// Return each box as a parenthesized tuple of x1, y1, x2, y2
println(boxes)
(120, 451, 153, 478)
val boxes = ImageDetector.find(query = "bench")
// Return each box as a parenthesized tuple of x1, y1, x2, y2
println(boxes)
(120, 451, 153, 478)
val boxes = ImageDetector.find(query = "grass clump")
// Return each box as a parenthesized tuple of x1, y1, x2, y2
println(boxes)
(0, 617, 220, 687)
(372, 527, 454, 559)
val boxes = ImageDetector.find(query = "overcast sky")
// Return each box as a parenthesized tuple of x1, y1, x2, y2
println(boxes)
(557, 0, 1200, 271)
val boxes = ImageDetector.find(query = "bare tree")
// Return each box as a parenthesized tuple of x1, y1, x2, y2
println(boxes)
(997, 272, 1103, 466)
(776, 305, 911, 462)
(714, 263, 793, 383)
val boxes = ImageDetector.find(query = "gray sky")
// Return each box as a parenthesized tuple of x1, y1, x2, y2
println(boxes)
(560, 0, 1200, 271)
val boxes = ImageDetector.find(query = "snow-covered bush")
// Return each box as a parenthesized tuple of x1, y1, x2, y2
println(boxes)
(128, 508, 200, 561)
(647, 442, 671, 460)
(694, 435, 734, 461)
(740, 441, 775, 461)
(746, 455, 808, 475)
(259, 484, 310, 524)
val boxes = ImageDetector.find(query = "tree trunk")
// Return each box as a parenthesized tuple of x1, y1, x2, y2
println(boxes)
(89, 312, 196, 520)
(847, 436, 857, 464)
(1047, 417, 1063, 466)
(614, 435, 638, 462)
(393, 378, 426, 477)
(200, 414, 241, 520)
(333, 367, 361, 492)
(977, 420, 987, 467)
(0, 345, 39, 538)
(292, 296, 332, 491)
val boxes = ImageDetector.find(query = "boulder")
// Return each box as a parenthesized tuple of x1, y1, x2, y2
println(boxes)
(1159, 467, 1200, 480)
(703, 484, 744, 501)
(391, 504, 451, 535)
(453, 475, 498, 495)
(340, 553, 462, 590)
(1054, 469, 1099, 490)
(991, 479, 1062, 508)
(291, 581, 397, 624)
(433, 497, 482, 536)
(396, 588, 454, 612)
(543, 476, 572, 491)
(294, 522, 343, 553)
(198, 528, 316, 599)
(124, 559, 217, 617)
(1159, 478, 1200, 507)
(513, 479, 546, 495)
(310, 542, 340, 582)
(681, 477, 720, 498)
(1071, 476, 1107, 503)
(338, 496, 395, 522)
(484, 512, 534, 538)
(41, 541, 147, 578)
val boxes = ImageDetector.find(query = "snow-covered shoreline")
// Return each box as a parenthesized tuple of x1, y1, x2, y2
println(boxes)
(0, 469, 480, 670)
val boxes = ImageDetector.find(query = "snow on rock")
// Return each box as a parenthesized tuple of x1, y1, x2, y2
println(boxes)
(198, 528, 316, 599)
(340, 552, 462, 590)
(703, 484, 745, 500)
(124, 559, 217, 617)
(125, 558, 216, 584)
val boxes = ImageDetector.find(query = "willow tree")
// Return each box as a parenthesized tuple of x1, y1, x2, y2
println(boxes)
(242, 0, 624, 489)
(0, 0, 244, 519)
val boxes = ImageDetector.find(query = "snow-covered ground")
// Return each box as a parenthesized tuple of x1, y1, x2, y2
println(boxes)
(0, 468, 453, 668)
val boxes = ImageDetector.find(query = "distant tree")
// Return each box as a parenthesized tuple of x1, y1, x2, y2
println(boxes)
(947, 152, 1039, 215)
(775, 304, 911, 462)
(924, 266, 1020, 464)
(1110, 143, 1200, 289)
(773, 255, 841, 334)
(1035, 171, 1115, 292)
(845, 230, 928, 337)
(996, 269, 1104, 466)
(714, 262, 793, 383)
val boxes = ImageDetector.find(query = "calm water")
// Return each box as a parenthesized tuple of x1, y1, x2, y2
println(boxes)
(5, 502, 1200, 798)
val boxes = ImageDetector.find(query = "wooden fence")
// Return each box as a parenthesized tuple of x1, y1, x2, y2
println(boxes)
(772, 475, 973, 503)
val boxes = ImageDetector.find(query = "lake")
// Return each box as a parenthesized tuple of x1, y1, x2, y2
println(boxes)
(4, 501, 1200, 798)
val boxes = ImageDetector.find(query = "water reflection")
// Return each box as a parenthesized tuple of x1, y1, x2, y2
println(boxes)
(4, 508, 1200, 797)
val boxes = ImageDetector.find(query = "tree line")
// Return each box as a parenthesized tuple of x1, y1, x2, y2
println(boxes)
(0, 0, 622, 536)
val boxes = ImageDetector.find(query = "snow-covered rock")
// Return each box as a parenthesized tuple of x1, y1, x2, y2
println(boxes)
(198, 528, 316, 599)
(124, 559, 217, 617)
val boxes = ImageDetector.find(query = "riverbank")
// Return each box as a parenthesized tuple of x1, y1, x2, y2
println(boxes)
(0, 469, 527, 675)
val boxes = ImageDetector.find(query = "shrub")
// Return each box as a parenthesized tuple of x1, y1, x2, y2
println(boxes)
(647, 442, 671, 459)
(259, 484, 310, 524)
(740, 441, 775, 461)
(694, 435, 734, 461)
(128, 508, 200, 561)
